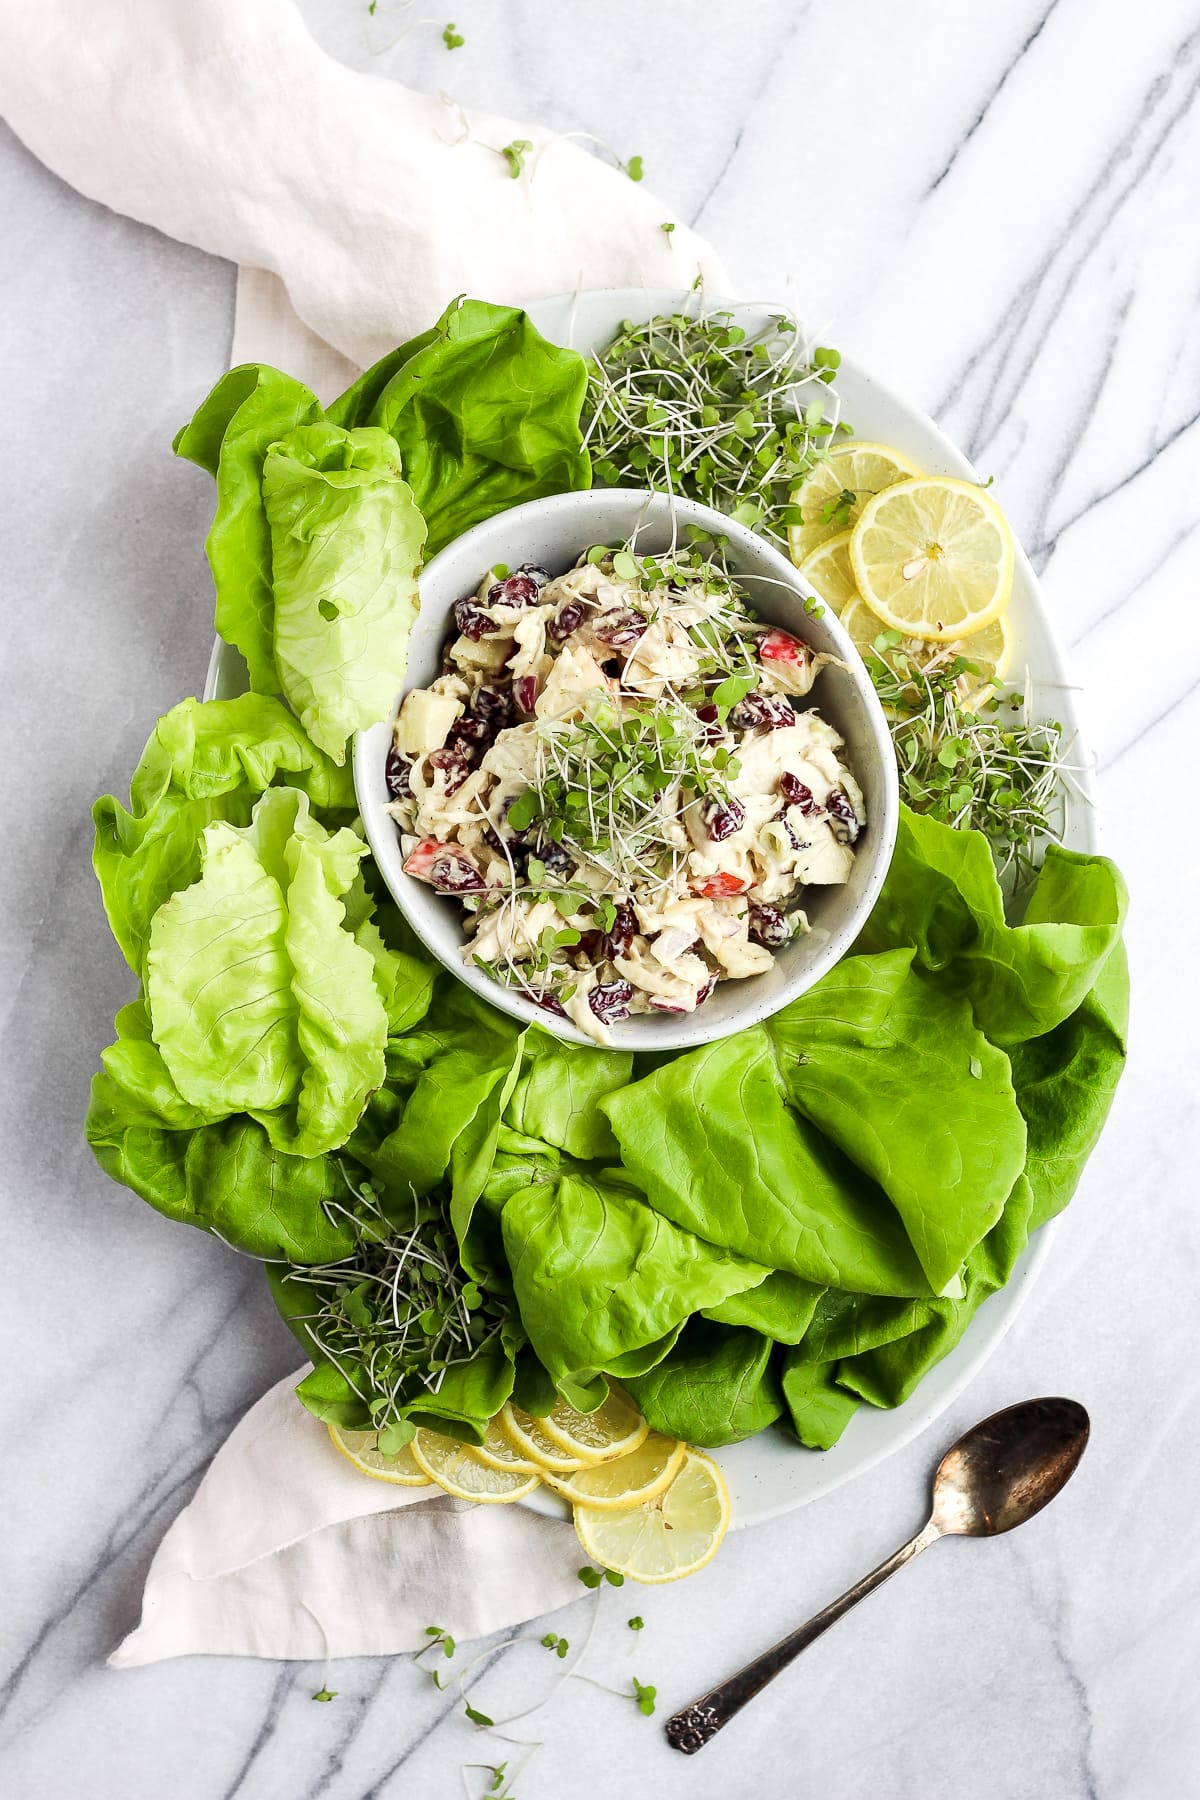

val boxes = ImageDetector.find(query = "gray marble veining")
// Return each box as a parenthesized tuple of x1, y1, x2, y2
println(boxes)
(2, 0, 1198, 1794)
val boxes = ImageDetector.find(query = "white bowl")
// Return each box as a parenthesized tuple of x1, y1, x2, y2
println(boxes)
(354, 489, 899, 1050)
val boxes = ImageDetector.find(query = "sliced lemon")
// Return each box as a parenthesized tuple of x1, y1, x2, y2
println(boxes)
(574, 1449, 730, 1583)
(536, 1387, 649, 1464)
(471, 1415, 540, 1476)
(787, 441, 922, 563)
(327, 1424, 431, 1487)
(410, 1428, 541, 1503)
(499, 1402, 589, 1473)
(798, 528, 859, 614)
(849, 476, 1014, 642)
(546, 1433, 686, 1511)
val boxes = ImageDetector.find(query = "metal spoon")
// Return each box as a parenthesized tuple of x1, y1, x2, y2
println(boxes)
(665, 1396, 1090, 1755)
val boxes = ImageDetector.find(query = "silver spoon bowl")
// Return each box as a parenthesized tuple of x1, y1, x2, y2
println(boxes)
(665, 1397, 1090, 1755)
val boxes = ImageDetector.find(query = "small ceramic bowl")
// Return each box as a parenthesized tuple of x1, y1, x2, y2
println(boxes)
(354, 489, 898, 1050)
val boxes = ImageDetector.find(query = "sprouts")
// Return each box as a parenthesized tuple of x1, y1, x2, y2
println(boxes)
(280, 1171, 507, 1451)
(864, 631, 1079, 893)
(583, 307, 849, 545)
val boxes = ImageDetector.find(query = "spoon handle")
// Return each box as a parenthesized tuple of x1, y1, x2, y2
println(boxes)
(664, 1516, 942, 1754)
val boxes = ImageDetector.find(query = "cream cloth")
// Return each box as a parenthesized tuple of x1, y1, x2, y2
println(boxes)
(109, 1373, 585, 1666)
(0, 0, 727, 378)
(0, 0, 731, 1661)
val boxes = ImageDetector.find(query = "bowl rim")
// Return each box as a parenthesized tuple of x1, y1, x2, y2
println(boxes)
(353, 486, 900, 1050)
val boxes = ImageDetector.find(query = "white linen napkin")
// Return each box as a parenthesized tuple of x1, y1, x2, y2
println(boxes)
(0, 0, 730, 1663)
(0, 0, 728, 376)
(109, 1372, 587, 1665)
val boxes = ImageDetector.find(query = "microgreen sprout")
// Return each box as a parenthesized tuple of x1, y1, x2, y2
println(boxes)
(660, 221, 675, 236)
(632, 1677, 657, 1716)
(499, 139, 533, 179)
(311, 1687, 337, 1702)
(464, 1702, 495, 1728)
(577, 1566, 602, 1589)
(627, 1616, 644, 1631)
(442, 21, 464, 48)
(584, 308, 848, 547)
(278, 1176, 509, 1443)
(862, 633, 1076, 892)
(541, 1633, 570, 1659)
(624, 154, 645, 182)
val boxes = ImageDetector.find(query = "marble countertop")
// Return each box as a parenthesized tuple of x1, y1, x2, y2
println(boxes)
(2, 0, 1197, 1794)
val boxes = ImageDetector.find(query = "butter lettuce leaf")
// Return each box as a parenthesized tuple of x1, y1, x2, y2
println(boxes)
(602, 1028, 932, 1296)
(86, 1002, 355, 1262)
(146, 787, 387, 1156)
(626, 1321, 782, 1447)
(768, 950, 1027, 1292)
(327, 297, 590, 554)
(500, 1170, 767, 1409)
(174, 365, 324, 690)
(862, 808, 1128, 1045)
(261, 422, 425, 761)
(92, 693, 355, 972)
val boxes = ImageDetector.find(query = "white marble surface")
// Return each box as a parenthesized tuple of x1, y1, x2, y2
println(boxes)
(1, 0, 1197, 1794)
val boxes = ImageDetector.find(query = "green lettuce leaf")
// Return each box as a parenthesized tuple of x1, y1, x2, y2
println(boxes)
(626, 1322, 782, 1447)
(768, 949, 1027, 1291)
(702, 1271, 824, 1344)
(601, 1028, 932, 1296)
(862, 808, 1128, 1045)
(500, 1170, 768, 1409)
(93, 694, 355, 972)
(86, 1002, 355, 1262)
(145, 787, 387, 1156)
(174, 365, 324, 690)
(779, 1354, 861, 1451)
(261, 422, 425, 760)
(505, 1037, 632, 1161)
(327, 297, 590, 553)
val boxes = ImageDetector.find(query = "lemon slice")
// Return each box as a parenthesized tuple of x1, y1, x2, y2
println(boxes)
(787, 441, 922, 563)
(536, 1388, 649, 1464)
(546, 1433, 685, 1511)
(410, 1428, 541, 1503)
(327, 1424, 431, 1487)
(471, 1415, 540, 1476)
(499, 1402, 590, 1473)
(798, 528, 859, 614)
(574, 1450, 730, 1583)
(849, 476, 1014, 642)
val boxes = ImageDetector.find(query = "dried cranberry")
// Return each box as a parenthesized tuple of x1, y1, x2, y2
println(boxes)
(427, 747, 471, 795)
(384, 749, 412, 799)
(730, 692, 796, 731)
(648, 996, 687, 1014)
(532, 990, 567, 1017)
(695, 973, 718, 1006)
(549, 599, 585, 642)
(780, 773, 820, 814)
(530, 838, 573, 877)
(826, 786, 862, 845)
(487, 573, 540, 608)
(403, 839, 485, 893)
(513, 675, 538, 715)
(749, 903, 790, 948)
(695, 703, 723, 745)
(473, 687, 512, 731)
(702, 797, 745, 842)
(604, 900, 637, 957)
(453, 597, 497, 641)
(589, 979, 634, 1025)
(595, 609, 648, 648)
(517, 563, 551, 590)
